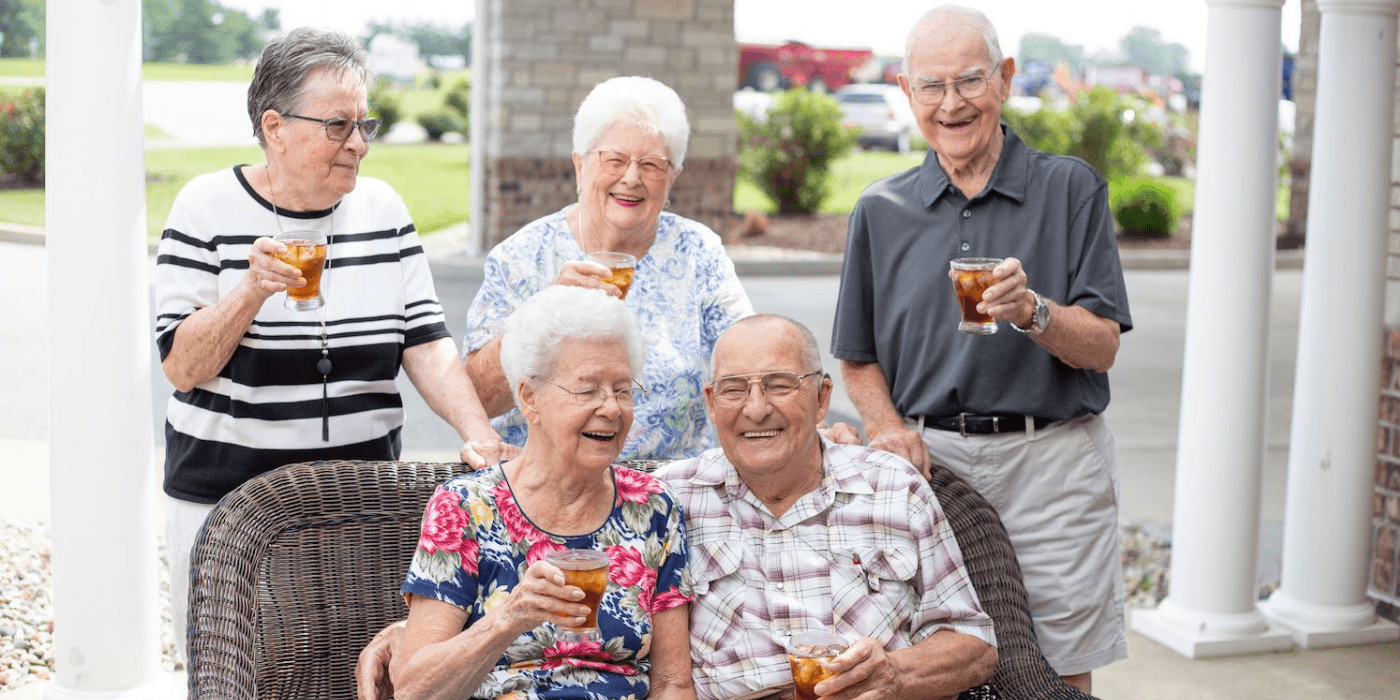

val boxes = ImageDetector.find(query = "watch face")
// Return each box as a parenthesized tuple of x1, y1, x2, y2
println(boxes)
(1035, 298, 1050, 329)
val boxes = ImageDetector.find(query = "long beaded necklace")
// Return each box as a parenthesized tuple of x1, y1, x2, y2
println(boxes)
(268, 167, 334, 442)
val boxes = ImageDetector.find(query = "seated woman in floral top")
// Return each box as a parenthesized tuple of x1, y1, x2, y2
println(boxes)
(392, 286, 695, 700)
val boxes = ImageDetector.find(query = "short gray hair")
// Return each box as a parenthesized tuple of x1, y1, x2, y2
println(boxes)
(573, 76, 691, 166)
(905, 5, 1004, 76)
(709, 314, 822, 380)
(500, 285, 646, 405)
(248, 27, 371, 147)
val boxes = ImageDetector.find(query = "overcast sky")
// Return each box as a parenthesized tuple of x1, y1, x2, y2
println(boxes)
(220, 0, 1302, 74)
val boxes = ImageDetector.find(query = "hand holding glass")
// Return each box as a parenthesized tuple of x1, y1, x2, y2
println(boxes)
(544, 549, 609, 643)
(273, 230, 328, 311)
(950, 258, 1002, 335)
(587, 252, 636, 299)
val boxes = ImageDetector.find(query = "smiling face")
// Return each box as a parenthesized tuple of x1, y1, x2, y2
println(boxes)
(706, 318, 831, 483)
(898, 18, 1013, 177)
(572, 121, 680, 243)
(264, 66, 369, 209)
(518, 337, 635, 471)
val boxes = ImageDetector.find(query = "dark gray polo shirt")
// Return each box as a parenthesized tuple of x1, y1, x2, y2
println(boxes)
(831, 126, 1132, 422)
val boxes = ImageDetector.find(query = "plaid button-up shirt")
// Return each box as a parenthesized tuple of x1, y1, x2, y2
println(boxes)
(657, 441, 996, 700)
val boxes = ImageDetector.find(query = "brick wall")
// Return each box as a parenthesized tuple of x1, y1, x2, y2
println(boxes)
(472, 0, 737, 251)
(1376, 333, 1400, 619)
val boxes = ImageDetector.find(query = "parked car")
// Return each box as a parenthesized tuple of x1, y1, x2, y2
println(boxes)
(738, 41, 875, 93)
(835, 83, 916, 154)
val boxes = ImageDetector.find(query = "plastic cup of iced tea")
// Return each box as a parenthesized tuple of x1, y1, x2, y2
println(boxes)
(274, 230, 328, 311)
(587, 252, 636, 299)
(787, 630, 848, 700)
(950, 257, 1002, 335)
(545, 549, 610, 643)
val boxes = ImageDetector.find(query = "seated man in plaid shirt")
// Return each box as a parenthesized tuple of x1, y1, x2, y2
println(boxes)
(655, 314, 997, 700)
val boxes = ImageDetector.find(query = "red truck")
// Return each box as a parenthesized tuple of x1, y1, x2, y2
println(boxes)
(738, 41, 876, 93)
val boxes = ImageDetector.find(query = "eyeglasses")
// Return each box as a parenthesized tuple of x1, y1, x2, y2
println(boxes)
(283, 113, 382, 142)
(708, 371, 824, 407)
(538, 377, 647, 408)
(592, 150, 672, 182)
(910, 71, 996, 105)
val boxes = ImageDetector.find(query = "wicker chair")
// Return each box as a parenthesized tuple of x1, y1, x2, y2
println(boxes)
(186, 459, 1094, 700)
(929, 463, 1098, 700)
(186, 460, 459, 700)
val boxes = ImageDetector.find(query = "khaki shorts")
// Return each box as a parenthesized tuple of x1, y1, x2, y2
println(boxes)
(912, 412, 1128, 675)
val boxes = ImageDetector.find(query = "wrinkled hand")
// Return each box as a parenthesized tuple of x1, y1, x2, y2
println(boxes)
(815, 637, 900, 700)
(552, 259, 623, 298)
(459, 439, 521, 469)
(983, 257, 1033, 327)
(492, 559, 593, 634)
(817, 421, 862, 446)
(866, 425, 930, 478)
(244, 236, 305, 297)
(355, 620, 405, 700)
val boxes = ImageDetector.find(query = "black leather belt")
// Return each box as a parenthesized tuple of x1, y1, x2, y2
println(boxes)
(921, 413, 1054, 436)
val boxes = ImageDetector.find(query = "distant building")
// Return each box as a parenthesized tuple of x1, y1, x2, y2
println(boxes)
(1086, 63, 1149, 93)
(369, 34, 420, 83)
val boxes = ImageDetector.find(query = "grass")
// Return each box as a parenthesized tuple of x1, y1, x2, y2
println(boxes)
(736, 148, 926, 214)
(0, 58, 44, 78)
(0, 143, 470, 238)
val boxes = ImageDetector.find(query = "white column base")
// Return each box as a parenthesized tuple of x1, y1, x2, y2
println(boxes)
(1261, 592, 1400, 649)
(1130, 600, 1296, 659)
(40, 672, 183, 700)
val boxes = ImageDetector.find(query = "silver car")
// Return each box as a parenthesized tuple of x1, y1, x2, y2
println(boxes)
(836, 83, 916, 154)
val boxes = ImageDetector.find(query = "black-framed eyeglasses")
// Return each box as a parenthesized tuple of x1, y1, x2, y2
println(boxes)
(283, 113, 381, 142)
(591, 150, 673, 181)
(708, 370, 825, 407)
(538, 377, 648, 408)
(910, 71, 997, 105)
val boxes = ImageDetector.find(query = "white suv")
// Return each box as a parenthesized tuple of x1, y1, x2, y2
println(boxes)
(835, 83, 916, 154)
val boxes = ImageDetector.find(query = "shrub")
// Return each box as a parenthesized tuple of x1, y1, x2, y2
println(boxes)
(369, 77, 403, 138)
(416, 111, 461, 142)
(1001, 104, 1074, 156)
(0, 87, 45, 185)
(443, 78, 470, 140)
(736, 87, 857, 214)
(1111, 176, 1180, 238)
(1066, 87, 1161, 181)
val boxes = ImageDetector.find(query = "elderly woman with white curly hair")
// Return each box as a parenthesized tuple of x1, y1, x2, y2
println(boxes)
(389, 284, 696, 700)
(461, 75, 755, 463)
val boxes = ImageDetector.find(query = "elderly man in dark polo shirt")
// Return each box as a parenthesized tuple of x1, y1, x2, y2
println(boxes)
(830, 4, 1133, 694)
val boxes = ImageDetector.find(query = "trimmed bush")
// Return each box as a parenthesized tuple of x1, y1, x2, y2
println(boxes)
(1112, 177, 1180, 238)
(0, 87, 45, 185)
(369, 77, 403, 138)
(416, 111, 461, 142)
(736, 87, 857, 214)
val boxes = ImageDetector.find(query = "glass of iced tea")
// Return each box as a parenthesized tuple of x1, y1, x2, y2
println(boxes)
(949, 257, 1002, 335)
(787, 630, 848, 700)
(274, 230, 328, 311)
(545, 549, 610, 643)
(587, 252, 636, 299)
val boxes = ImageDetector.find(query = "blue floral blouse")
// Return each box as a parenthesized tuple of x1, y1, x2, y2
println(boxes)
(462, 207, 754, 461)
(400, 464, 693, 699)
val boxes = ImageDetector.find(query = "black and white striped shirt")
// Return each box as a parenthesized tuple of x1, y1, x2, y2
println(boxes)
(153, 165, 451, 503)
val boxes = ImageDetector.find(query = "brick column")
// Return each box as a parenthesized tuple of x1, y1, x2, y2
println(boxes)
(1376, 334, 1400, 621)
(471, 0, 737, 251)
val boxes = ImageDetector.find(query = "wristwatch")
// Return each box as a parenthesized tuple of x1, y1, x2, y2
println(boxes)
(1011, 290, 1051, 335)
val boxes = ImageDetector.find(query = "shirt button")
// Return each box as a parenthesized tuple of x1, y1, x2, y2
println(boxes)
(962, 210, 971, 218)
(772, 581, 785, 590)
(961, 242, 971, 251)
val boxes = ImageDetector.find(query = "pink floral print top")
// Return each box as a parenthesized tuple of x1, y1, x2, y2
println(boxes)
(401, 464, 693, 699)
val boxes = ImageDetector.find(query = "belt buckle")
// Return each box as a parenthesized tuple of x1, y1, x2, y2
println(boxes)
(958, 412, 969, 437)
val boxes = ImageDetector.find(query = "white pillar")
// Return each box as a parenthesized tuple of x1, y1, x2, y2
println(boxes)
(44, 1, 170, 698)
(1261, 0, 1400, 648)
(1130, 0, 1296, 658)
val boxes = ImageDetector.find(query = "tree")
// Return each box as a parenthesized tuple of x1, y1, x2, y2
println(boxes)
(1018, 33, 1084, 71)
(142, 0, 268, 64)
(1120, 26, 1188, 77)
(0, 0, 42, 58)
(736, 88, 857, 215)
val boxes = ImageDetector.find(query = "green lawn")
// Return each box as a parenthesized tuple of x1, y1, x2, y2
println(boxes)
(0, 58, 44, 78)
(1, 143, 470, 238)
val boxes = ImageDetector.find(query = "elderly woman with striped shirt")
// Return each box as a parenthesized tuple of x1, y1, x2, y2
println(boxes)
(151, 27, 507, 661)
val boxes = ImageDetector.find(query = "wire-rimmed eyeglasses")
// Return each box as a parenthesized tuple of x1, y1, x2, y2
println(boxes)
(538, 377, 648, 408)
(591, 150, 673, 182)
(909, 71, 997, 105)
(284, 113, 381, 142)
(708, 370, 825, 407)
